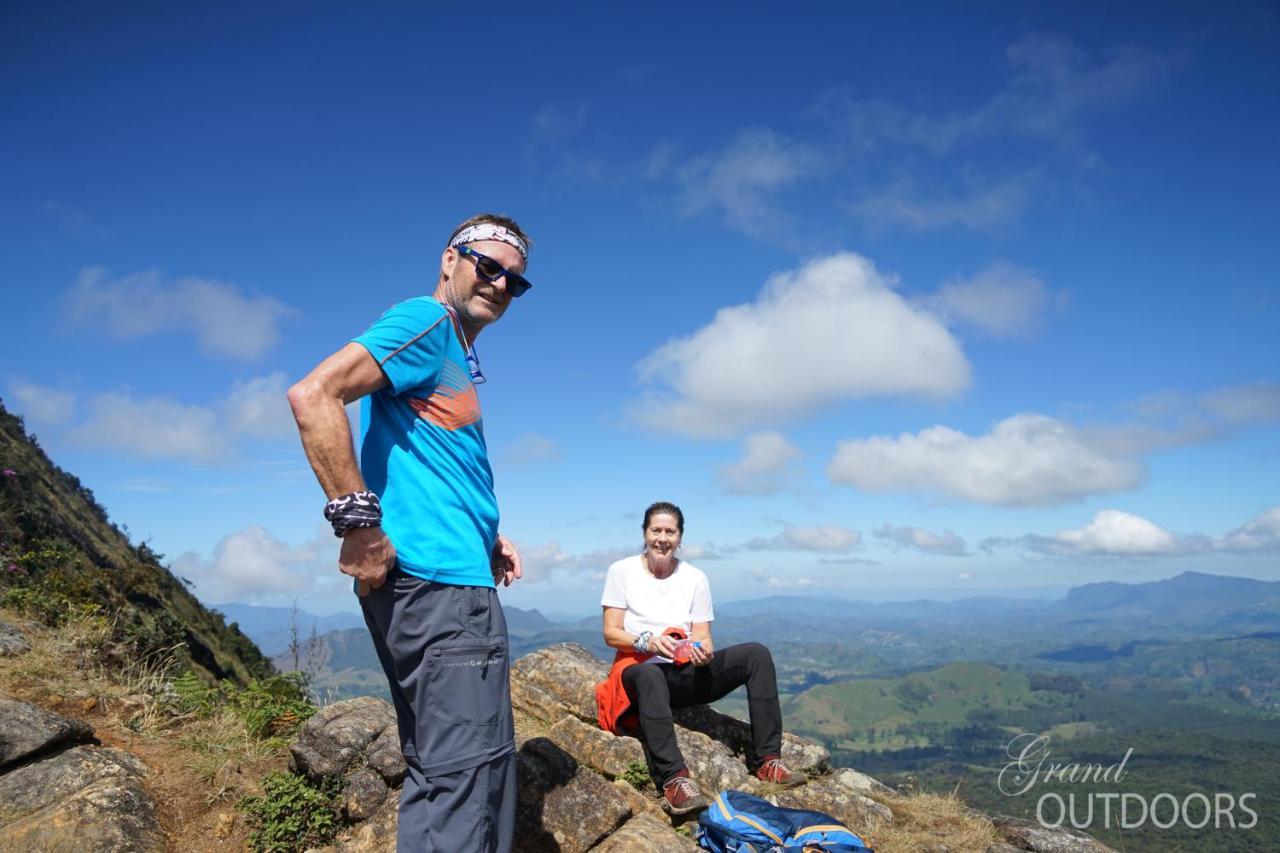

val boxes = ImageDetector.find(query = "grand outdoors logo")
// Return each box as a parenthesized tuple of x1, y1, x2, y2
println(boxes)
(997, 733, 1258, 832)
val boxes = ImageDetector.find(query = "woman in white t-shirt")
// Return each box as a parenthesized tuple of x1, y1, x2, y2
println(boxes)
(600, 501, 805, 814)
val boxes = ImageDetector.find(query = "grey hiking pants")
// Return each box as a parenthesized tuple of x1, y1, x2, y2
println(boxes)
(359, 567, 516, 853)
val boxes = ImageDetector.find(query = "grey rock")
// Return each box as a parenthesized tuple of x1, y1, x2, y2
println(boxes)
(0, 622, 29, 657)
(991, 814, 1117, 852)
(548, 714, 646, 778)
(773, 772, 893, 829)
(589, 813, 700, 852)
(511, 675, 578, 727)
(0, 696, 94, 769)
(0, 745, 147, 818)
(291, 696, 396, 781)
(0, 775, 163, 852)
(673, 704, 830, 773)
(325, 797, 398, 852)
(510, 643, 608, 723)
(516, 737, 633, 853)
(342, 768, 390, 822)
(673, 726, 754, 794)
(831, 767, 895, 799)
(365, 725, 406, 787)
(987, 845, 1028, 853)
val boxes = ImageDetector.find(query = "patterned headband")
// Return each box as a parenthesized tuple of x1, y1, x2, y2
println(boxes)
(448, 223, 529, 260)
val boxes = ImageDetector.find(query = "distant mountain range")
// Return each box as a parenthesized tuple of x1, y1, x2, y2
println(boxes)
(219, 570, 1280, 701)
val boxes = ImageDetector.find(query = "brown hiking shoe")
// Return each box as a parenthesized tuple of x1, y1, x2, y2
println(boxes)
(662, 771, 711, 814)
(755, 756, 806, 787)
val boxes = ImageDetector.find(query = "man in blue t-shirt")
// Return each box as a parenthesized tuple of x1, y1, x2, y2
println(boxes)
(288, 213, 533, 852)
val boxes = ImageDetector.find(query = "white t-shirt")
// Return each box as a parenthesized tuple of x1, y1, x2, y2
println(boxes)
(600, 555, 714, 641)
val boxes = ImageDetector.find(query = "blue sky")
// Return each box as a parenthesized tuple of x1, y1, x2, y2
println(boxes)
(3, 2, 1278, 618)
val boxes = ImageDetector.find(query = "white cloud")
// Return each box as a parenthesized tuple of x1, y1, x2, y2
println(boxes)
(516, 541, 634, 585)
(1217, 507, 1280, 553)
(501, 433, 562, 466)
(823, 35, 1176, 155)
(669, 129, 821, 239)
(68, 391, 232, 463)
(828, 413, 1144, 507)
(225, 372, 295, 438)
(66, 268, 292, 360)
(873, 524, 968, 556)
(7, 379, 76, 426)
(719, 432, 802, 495)
(747, 569, 819, 589)
(1043, 510, 1181, 556)
(635, 252, 971, 437)
(171, 525, 336, 602)
(851, 175, 1035, 231)
(1200, 384, 1280, 426)
(920, 263, 1052, 338)
(42, 373, 294, 463)
(747, 524, 861, 553)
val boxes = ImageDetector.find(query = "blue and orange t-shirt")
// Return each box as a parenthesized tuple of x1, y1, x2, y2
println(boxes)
(352, 296, 498, 587)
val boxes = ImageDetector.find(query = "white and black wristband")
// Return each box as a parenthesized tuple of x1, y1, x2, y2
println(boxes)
(324, 490, 382, 538)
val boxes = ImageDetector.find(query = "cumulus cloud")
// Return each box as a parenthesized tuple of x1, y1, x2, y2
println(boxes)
(225, 372, 295, 438)
(990, 506, 1280, 559)
(1217, 507, 1280, 553)
(170, 525, 336, 602)
(500, 433, 562, 466)
(920, 263, 1053, 338)
(66, 267, 292, 360)
(1034, 510, 1182, 556)
(516, 542, 634, 584)
(747, 524, 861, 553)
(7, 379, 76, 426)
(635, 252, 971, 437)
(22, 373, 296, 464)
(68, 392, 232, 463)
(828, 413, 1144, 507)
(719, 432, 802, 495)
(873, 524, 968, 556)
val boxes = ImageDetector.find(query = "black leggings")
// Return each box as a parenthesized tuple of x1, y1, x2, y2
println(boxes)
(620, 642, 782, 785)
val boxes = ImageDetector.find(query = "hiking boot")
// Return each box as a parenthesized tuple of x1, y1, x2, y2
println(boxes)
(755, 756, 806, 787)
(662, 771, 711, 814)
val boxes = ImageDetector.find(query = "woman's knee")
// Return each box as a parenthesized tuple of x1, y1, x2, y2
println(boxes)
(623, 663, 666, 692)
(739, 642, 773, 664)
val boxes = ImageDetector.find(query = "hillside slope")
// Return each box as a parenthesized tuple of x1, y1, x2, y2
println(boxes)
(0, 399, 270, 683)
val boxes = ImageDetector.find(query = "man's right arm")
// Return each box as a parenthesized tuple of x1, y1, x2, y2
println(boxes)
(288, 342, 395, 594)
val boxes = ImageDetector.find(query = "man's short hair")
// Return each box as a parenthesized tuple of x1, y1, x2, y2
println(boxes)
(447, 213, 533, 255)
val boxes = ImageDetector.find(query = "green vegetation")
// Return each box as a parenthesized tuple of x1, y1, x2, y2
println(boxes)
(620, 759, 652, 791)
(0, 398, 272, 684)
(241, 771, 340, 852)
(790, 660, 1280, 852)
(169, 669, 317, 741)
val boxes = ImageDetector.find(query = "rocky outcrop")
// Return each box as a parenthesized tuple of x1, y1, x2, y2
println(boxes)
(990, 815, 1116, 852)
(0, 696, 163, 852)
(0, 621, 29, 657)
(299, 643, 1118, 853)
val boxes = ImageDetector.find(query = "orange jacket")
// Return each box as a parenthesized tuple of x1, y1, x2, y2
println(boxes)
(595, 627, 687, 734)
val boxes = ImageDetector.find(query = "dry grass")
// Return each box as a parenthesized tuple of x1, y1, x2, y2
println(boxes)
(0, 607, 289, 851)
(857, 786, 1002, 853)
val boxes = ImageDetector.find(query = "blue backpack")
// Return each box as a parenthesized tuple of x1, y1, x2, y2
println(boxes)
(696, 790, 873, 852)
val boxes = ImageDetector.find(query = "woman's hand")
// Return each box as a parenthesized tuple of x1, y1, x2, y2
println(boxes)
(689, 640, 714, 667)
(649, 633, 680, 660)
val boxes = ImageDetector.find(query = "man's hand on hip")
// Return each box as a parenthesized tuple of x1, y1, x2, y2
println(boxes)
(491, 534, 522, 587)
(341, 526, 396, 597)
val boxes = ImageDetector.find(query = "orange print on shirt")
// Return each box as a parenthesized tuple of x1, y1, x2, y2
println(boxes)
(408, 362, 481, 431)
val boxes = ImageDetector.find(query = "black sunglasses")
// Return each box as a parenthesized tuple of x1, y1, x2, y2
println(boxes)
(455, 246, 532, 298)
